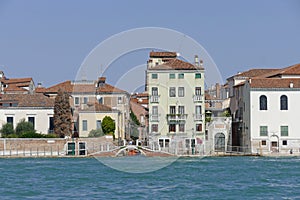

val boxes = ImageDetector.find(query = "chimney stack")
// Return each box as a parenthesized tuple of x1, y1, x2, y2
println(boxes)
(290, 81, 294, 88)
(194, 55, 199, 66)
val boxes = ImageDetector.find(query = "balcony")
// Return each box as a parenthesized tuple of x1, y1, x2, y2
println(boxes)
(150, 114, 159, 122)
(167, 114, 188, 122)
(150, 95, 160, 103)
(193, 95, 203, 103)
(193, 114, 203, 121)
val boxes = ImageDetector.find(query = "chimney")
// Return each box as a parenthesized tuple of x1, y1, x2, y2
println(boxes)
(98, 77, 106, 87)
(290, 81, 294, 88)
(194, 55, 199, 66)
(37, 82, 42, 88)
(200, 59, 203, 67)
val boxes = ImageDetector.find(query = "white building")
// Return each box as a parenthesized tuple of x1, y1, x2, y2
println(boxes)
(228, 63, 300, 154)
(0, 93, 54, 135)
(146, 52, 205, 154)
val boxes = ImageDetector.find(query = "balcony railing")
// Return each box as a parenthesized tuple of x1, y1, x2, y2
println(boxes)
(167, 114, 188, 122)
(193, 113, 203, 121)
(150, 114, 159, 122)
(193, 95, 203, 102)
(150, 95, 160, 103)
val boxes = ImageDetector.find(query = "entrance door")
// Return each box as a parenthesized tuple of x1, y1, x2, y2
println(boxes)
(215, 133, 225, 152)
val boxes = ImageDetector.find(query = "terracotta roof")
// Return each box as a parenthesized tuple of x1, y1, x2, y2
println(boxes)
(235, 69, 278, 78)
(35, 87, 47, 93)
(258, 63, 300, 78)
(250, 78, 300, 88)
(0, 93, 54, 107)
(149, 51, 177, 58)
(3, 78, 32, 84)
(44, 80, 127, 94)
(149, 58, 204, 70)
(79, 102, 113, 112)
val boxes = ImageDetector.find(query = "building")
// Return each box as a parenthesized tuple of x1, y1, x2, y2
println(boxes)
(146, 51, 205, 154)
(227, 63, 300, 154)
(0, 93, 54, 135)
(39, 77, 130, 139)
(0, 71, 35, 94)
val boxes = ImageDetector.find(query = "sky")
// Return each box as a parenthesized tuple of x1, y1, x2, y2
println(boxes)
(0, 0, 300, 92)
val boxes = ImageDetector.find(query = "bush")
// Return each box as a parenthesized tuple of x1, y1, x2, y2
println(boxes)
(15, 119, 34, 136)
(0, 123, 15, 137)
(88, 129, 104, 137)
(19, 132, 57, 138)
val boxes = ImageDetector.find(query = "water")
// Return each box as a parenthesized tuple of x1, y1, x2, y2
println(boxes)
(0, 157, 300, 199)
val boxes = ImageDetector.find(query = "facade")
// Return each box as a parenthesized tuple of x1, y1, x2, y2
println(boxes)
(0, 93, 54, 135)
(227, 63, 300, 154)
(146, 52, 205, 153)
(78, 103, 120, 138)
(40, 77, 130, 139)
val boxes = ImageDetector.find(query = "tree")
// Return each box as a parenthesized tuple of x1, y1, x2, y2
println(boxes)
(0, 123, 15, 137)
(102, 116, 115, 136)
(54, 89, 72, 138)
(15, 119, 35, 136)
(130, 110, 140, 126)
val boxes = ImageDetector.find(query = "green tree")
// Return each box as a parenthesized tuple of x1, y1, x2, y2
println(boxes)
(130, 110, 140, 126)
(102, 116, 115, 136)
(54, 89, 72, 138)
(15, 119, 35, 136)
(0, 123, 15, 137)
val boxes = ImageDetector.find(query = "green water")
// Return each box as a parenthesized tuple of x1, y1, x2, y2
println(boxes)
(0, 156, 299, 199)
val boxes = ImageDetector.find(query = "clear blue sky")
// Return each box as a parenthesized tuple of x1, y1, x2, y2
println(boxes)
(0, 0, 299, 90)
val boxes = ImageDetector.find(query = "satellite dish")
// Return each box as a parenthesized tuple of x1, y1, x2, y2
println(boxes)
(96, 95, 101, 100)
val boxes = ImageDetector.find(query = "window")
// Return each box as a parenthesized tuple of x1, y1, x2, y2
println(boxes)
(195, 73, 201, 79)
(7, 117, 13, 124)
(196, 124, 202, 132)
(178, 73, 184, 79)
(169, 73, 175, 79)
(178, 106, 185, 114)
(49, 117, 54, 133)
(178, 87, 185, 97)
(28, 117, 35, 129)
(151, 124, 158, 132)
(169, 124, 176, 132)
(261, 140, 266, 145)
(82, 120, 88, 131)
(152, 87, 158, 96)
(170, 106, 176, 114)
(159, 139, 164, 147)
(195, 87, 201, 95)
(118, 96, 122, 104)
(83, 97, 88, 104)
(280, 95, 288, 110)
(165, 139, 170, 147)
(75, 97, 79, 105)
(179, 124, 185, 132)
(282, 140, 287, 146)
(96, 120, 102, 130)
(195, 106, 202, 115)
(281, 126, 288, 136)
(98, 97, 103, 104)
(152, 106, 158, 115)
(169, 87, 176, 97)
(259, 95, 267, 110)
(152, 73, 158, 79)
(260, 126, 268, 136)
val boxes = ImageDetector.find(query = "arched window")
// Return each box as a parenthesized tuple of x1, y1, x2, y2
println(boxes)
(259, 95, 267, 110)
(280, 95, 288, 110)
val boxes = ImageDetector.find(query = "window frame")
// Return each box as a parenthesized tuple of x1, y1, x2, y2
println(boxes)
(169, 73, 175, 79)
(178, 73, 184, 79)
(195, 73, 201, 79)
(178, 87, 185, 97)
(280, 95, 288, 110)
(152, 73, 158, 79)
(280, 125, 288, 136)
(260, 126, 268, 136)
(82, 120, 88, 131)
(259, 95, 268, 110)
(169, 87, 176, 97)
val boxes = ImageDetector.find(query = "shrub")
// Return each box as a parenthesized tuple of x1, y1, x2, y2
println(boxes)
(88, 129, 104, 137)
(15, 119, 34, 136)
(0, 123, 15, 137)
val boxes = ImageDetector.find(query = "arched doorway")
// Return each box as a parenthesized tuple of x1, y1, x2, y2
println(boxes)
(215, 133, 225, 152)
